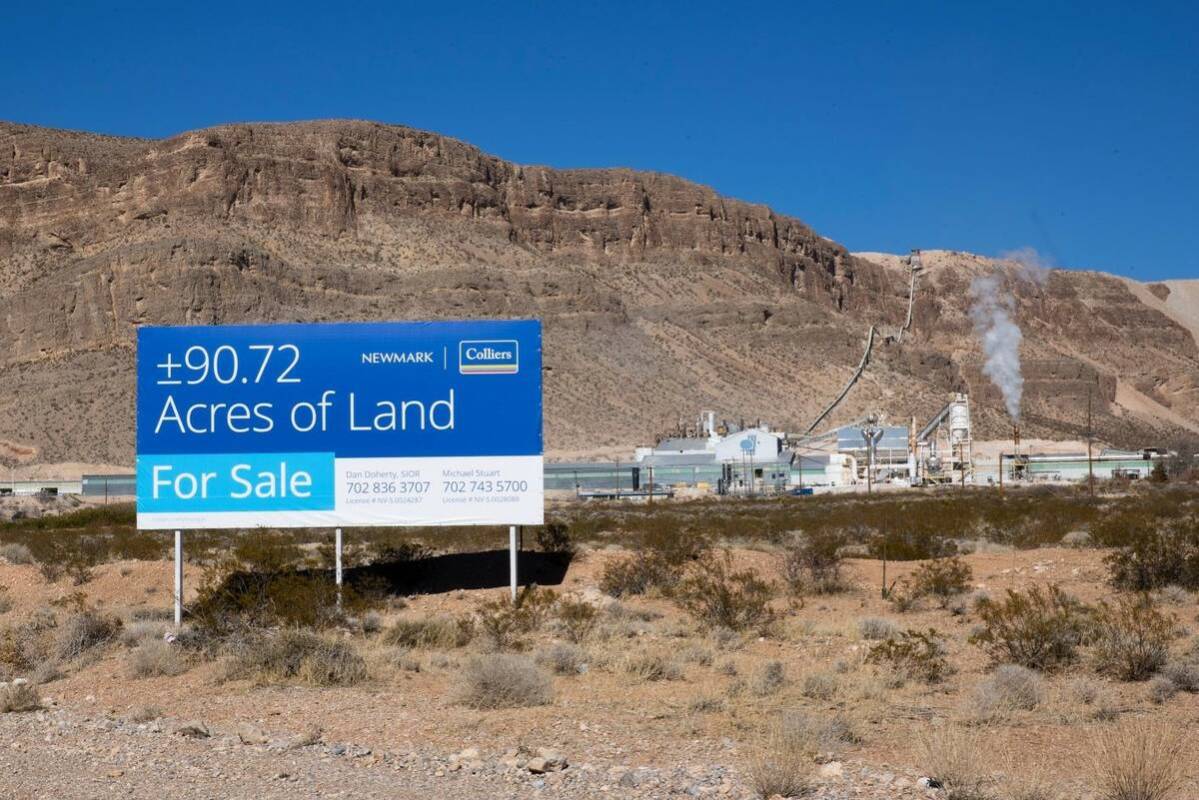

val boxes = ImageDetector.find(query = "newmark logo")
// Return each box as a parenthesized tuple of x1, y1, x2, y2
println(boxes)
(459, 340, 519, 375)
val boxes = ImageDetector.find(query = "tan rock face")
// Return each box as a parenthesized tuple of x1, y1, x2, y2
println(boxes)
(0, 120, 1196, 465)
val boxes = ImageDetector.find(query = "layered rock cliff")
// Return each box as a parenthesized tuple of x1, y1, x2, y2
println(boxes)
(0, 120, 1195, 466)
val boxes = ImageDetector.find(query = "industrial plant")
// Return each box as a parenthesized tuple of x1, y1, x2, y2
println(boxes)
(543, 391, 1167, 498)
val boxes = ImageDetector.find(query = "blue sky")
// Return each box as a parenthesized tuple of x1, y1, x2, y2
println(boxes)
(3, 2, 1196, 280)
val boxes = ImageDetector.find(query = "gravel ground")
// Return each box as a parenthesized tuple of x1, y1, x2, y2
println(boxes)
(0, 705, 937, 799)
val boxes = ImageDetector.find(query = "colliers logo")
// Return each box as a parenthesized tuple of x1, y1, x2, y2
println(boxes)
(459, 340, 519, 374)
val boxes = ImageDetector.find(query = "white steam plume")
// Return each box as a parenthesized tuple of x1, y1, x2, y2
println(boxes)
(970, 274, 1024, 421)
(999, 246, 1052, 286)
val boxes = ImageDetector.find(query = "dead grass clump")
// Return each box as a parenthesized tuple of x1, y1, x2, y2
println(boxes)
(1089, 718, 1185, 800)
(382, 615, 473, 650)
(55, 611, 121, 662)
(623, 651, 683, 682)
(801, 671, 839, 700)
(782, 709, 864, 749)
(0, 682, 40, 713)
(127, 639, 188, 678)
(970, 585, 1089, 671)
(456, 654, 552, 709)
(535, 642, 585, 676)
(1091, 596, 1176, 681)
(674, 551, 775, 633)
(917, 724, 993, 800)
(119, 621, 168, 648)
(744, 716, 818, 799)
(972, 664, 1044, 718)
(228, 630, 367, 686)
(867, 628, 951, 684)
(128, 705, 163, 723)
(858, 617, 898, 641)
(1147, 676, 1177, 705)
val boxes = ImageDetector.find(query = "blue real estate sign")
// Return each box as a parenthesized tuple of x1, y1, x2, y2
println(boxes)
(136, 320, 543, 530)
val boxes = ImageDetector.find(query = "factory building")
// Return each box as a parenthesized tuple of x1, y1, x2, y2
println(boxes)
(992, 449, 1164, 483)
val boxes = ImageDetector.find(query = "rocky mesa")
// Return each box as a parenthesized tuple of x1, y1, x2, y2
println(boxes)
(1, 119, 1197, 467)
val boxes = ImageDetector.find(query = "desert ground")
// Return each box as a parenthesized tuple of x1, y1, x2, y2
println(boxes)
(0, 488, 1197, 799)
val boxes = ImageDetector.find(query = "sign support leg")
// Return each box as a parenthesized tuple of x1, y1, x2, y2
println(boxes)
(509, 525, 519, 602)
(173, 530, 183, 628)
(335, 527, 343, 609)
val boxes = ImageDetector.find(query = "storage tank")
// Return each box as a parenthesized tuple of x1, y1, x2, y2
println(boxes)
(949, 394, 971, 444)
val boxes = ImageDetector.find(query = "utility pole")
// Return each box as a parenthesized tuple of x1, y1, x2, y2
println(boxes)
(1087, 384, 1095, 498)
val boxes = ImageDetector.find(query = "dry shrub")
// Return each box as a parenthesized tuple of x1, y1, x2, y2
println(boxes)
(780, 529, 847, 596)
(228, 630, 366, 686)
(128, 705, 163, 723)
(623, 651, 683, 682)
(801, 671, 838, 700)
(750, 660, 785, 696)
(782, 709, 865, 749)
(55, 610, 121, 662)
(858, 617, 898, 641)
(0, 543, 34, 565)
(599, 520, 704, 598)
(555, 599, 598, 643)
(1091, 595, 1177, 681)
(128, 639, 188, 678)
(911, 556, 973, 608)
(0, 682, 40, 713)
(867, 628, 951, 684)
(535, 642, 585, 676)
(972, 664, 1044, 719)
(917, 724, 993, 800)
(674, 551, 775, 633)
(745, 714, 819, 799)
(1161, 661, 1199, 692)
(119, 621, 168, 648)
(383, 615, 473, 650)
(1089, 718, 1185, 800)
(970, 585, 1090, 671)
(0, 589, 12, 615)
(475, 587, 558, 650)
(456, 654, 552, 709)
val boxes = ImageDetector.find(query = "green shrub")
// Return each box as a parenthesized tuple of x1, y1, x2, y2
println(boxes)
(780, 529, 847, 596)
(1091, 595, 1177, 681)
(911, 556, 973, 608)
(534, 523, 574, 557)
(673, 551, 775, 633)
(1104, 520, 1199, 591)
(555, 599, 598, 643)
(970, 585, 1091, 671)
(867, 628, 951, 684)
